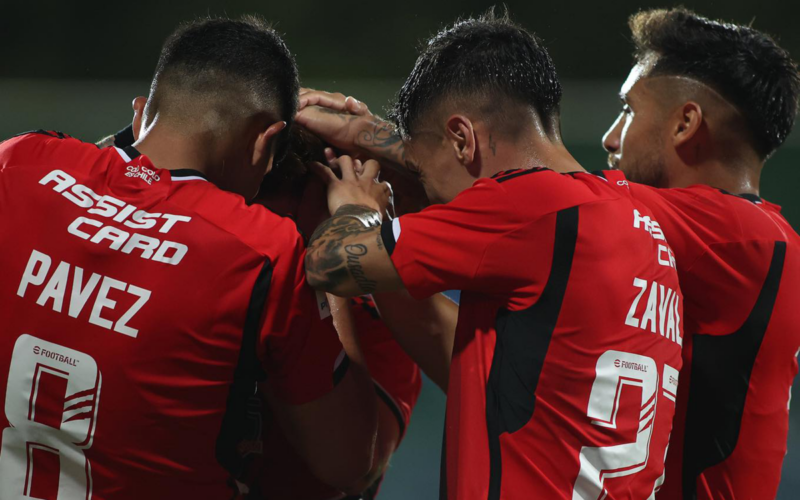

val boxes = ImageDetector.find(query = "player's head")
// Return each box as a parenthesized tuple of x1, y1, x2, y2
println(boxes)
(603, 8, 800, 188)
(389, 9, 563, 203)
(134, 16, 299, 199)
(255, 125, 326, 215)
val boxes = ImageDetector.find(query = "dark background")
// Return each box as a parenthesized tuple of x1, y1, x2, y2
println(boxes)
(1, 1, 798, 498)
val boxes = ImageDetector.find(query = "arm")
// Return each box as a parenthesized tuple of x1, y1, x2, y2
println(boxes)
(373, 291, 457, 392)
(305, 204, 404, 297)
(305, 155, 402, 297)
(295, 89, 411, 175)
(264, 293, 377, 492)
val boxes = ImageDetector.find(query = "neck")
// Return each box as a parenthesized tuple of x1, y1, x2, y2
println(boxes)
(669, 157, 763, 195)
(133, 116, 224, 175)
(484, 134, 584, 177)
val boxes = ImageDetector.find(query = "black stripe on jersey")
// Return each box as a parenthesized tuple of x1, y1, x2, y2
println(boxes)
(113, 124, 135, 148)
(216, 259, 272, 479)
(381, 219, 397, 256)
(494, 167, 547, 183)
(719, 189, 763, 205)
(13, 129, 70, 140)
(171, 168, 209, 180)
(375, 382, 407, 438)
(682, 241, 786, 499)
(484, 206, 579, 500)
(122, 145, 141, 160)
(333, 353, 351, 386)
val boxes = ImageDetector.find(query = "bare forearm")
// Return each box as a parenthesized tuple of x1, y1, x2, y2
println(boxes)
(373, 291, 457, 392)
(306, 205, 395, 297)
(353, 117, 407, 171)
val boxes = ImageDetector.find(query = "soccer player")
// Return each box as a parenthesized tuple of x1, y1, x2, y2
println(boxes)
(0, 17, 379, 499)
(243, 127, 423, 499)
(303, 12, 684, 500)
(601, 9, 800, 499)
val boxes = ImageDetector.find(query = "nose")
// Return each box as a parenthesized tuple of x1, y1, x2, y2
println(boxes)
(603, 115, 623, 153)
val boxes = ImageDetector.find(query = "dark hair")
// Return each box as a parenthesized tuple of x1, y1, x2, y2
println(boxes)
(258, 125, 327, 198)
(152, 15, 299, 159)
(630, 8, 800, 158)
(389, 9, 562, 139)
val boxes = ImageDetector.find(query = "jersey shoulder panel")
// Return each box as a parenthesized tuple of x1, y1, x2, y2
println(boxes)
(167, 180, 305, 260)
(489, 167, 621, 221)
(0, 130, 112, 177)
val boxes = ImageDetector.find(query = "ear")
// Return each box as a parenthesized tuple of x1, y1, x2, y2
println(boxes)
(445, 115, 477, 166)
(673, 101, 703, 150)
(131, 97, 148, 141)
(253, 121, 288, 173)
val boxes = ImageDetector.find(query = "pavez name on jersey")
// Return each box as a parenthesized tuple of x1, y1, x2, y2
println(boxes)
(0, 131, 343, 499)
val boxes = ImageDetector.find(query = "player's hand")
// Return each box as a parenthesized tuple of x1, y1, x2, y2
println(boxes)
(299, 88, 372, 117)
(296, 89, 379, 158)
(310, 154, 392, 217)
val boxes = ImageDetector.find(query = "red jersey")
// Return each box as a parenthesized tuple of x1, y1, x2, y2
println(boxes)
(244, 295, 421, 500)
(381, 168, 684, 500)
(623, 175, 800, 500)
(0, 131, 343, 499)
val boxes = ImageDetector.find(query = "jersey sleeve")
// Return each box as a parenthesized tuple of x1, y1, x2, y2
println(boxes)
(380, 177, 550, 300)
(259, 230, 343, 405)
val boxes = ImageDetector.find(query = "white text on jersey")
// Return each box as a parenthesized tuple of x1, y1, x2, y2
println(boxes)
(18, 249, 150, 338)
(40, 169, 190, 265)
(625, 277, 682, 346)
(633, 209, 676, 268)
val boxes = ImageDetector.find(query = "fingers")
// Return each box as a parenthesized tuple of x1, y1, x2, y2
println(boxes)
(345, 96, 369, 116)
(324, 147, 337, 164)
(308, 161, 338, 185)
(361, 159, 381, 180)
(299, 91, 348, 111)
(298, 90, 370, 117)
(331, 155, 357, 182)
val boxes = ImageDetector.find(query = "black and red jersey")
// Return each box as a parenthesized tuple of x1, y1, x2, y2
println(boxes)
(382, 168, 684, 499)
(622, 173, 800, 500)
(0, 131, 343, 499)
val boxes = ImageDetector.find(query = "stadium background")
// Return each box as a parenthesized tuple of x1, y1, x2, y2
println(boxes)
(1, 0, 797, 497)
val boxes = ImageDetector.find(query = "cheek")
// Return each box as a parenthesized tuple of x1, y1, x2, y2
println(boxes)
(618, 115, 650, 160)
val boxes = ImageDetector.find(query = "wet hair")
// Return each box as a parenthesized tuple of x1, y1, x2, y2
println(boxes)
(150, 15, 299, 160)
(630, 8, 800, 159)
(389, 8, 562, 139)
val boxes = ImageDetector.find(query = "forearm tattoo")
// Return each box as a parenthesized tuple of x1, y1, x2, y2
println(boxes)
(306, 204, 381, 293)
(355, 120, 407, 170)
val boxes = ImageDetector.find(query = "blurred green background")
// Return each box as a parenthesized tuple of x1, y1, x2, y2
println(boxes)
(1, 1, 798, 498)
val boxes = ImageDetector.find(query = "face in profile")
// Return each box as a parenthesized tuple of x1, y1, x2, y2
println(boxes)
(404, 130, 472, 206)
(603, 62, 671, 188)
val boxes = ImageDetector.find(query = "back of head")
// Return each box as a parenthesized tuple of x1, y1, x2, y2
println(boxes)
(389, 8, 562, 141)
(630, 8, 800, 159)
(148, 15, 299, 159)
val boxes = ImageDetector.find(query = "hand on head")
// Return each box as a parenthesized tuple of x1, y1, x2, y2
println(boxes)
(310, 154, 392, 218)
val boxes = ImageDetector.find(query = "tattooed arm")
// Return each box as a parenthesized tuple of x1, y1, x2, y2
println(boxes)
(305, 153, 403, 296)
(295, 89, 410, 174)
(305, 203, 404, 297)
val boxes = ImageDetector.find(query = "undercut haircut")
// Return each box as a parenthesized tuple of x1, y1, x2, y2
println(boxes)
(630, 8, 800, 159)
(150, 15, 299, 160)
(390, 9, 562, 139)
